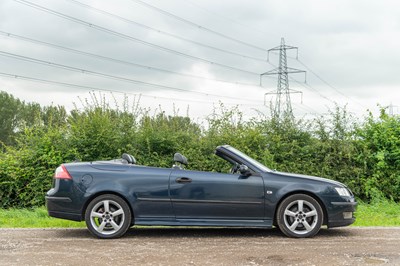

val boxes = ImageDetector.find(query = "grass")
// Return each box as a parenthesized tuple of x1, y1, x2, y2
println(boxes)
(0, 206, 85, 228)
(353, 200, 400, 226)
(0, 201, 399, 228)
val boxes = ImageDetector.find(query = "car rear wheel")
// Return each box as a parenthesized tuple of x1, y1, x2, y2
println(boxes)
(85, 194, 131, 239)
(276, 194, 323, 238)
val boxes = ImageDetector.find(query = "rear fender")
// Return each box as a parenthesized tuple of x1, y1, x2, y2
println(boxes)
(83, 182, 136, 219)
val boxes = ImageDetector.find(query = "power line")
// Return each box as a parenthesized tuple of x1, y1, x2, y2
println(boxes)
(0, 71, 265, 108)
(7, 0, 340, 116)
(289, 72, 364, 114)
(262, 67, 325, 114)
(183, 0, 278, 42)
(267, 52, 345, 106)
(269, 51, 367, 109)
(262, 53, 335, 115)
(64, 0, 265, 62)
(291, 101, 319, 114)
(296, 59, 367, 108)
(289, 77, 335, 104)
(0, 50, 262, 103)
(129, 0, 268, 53)
(0, 72, 209, 104)
(12, 0, 259, 76)
(0, 31, 270, 88)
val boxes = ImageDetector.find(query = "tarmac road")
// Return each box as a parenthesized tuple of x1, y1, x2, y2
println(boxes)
(0, 227, 399, 265)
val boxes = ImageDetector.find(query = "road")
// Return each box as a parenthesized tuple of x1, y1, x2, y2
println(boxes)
(0, 227, 399, 265)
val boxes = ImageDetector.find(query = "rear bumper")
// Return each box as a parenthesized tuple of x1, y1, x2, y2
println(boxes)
(327, 201, 357, 228)
(46, 178, 86, 222)
(46, 196, 83, 221)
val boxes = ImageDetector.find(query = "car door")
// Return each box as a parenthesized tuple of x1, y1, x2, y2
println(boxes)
(169, 169, 265, 220)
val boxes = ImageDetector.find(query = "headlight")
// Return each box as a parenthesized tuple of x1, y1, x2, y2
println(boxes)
(335, 187, 351, 197)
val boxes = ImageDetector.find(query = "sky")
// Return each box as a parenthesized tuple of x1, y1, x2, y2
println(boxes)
(1, 0, 400, 121)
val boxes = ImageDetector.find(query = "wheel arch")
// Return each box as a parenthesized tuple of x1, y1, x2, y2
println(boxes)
(81, 191, 135, 224)
(273, 190, 328, 227)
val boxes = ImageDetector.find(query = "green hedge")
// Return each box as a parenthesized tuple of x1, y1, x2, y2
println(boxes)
(0, 92, 399, 208)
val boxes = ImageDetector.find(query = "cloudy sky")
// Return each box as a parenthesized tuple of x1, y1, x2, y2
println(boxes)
(1, 0, 399, 120)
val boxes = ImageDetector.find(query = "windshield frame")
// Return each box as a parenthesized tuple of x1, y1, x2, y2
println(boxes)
(223, 146, 272, 173)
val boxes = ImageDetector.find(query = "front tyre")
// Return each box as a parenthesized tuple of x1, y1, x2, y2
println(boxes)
(277, 194, 323, 238)
(85, 194, 131, 239)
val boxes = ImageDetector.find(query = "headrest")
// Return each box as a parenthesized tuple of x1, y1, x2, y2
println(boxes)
(122, 153, 136, 164)
(173, 153, 188, 165)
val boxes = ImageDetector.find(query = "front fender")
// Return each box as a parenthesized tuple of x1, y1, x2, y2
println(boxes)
(264, 180, 327, 222)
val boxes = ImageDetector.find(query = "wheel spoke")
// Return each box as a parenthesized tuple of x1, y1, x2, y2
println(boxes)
(302, 220, 313, 231)
(103, 200, 110, 213)
(91, 211, 103, 218)
(110, 220, 121, 231)
(112, 208, 124, 217)
(305, 210, 317, 218)
(98, 221, 107, 232)
(297, 200, 304, 212)
(284, 209, 296, 217)
(289, 220, 300, 231)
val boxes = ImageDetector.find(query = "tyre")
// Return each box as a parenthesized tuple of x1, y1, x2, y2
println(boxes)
(85, 194, 132, 239)
(276, 194, 323, 238)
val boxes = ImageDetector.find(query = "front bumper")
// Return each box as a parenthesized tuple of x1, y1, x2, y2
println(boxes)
(327, 201, 357, 228)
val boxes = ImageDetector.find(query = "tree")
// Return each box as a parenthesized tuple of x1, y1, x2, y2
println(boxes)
(0, 91, 22, 147)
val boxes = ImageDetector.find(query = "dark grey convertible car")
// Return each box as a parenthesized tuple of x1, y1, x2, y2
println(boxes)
(46, 145, 356, 239)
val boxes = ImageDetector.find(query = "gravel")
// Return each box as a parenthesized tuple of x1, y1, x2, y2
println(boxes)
(0, 227, 399, 265)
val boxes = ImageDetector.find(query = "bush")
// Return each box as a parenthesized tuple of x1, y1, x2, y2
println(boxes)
(0, 126, 77, 208)
(1, 93, 399, 208)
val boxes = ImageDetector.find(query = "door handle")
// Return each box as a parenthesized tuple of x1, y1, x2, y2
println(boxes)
(175, 177, 192, 183)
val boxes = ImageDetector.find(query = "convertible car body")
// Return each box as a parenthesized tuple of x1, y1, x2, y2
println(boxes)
(46, 145, 356, 238)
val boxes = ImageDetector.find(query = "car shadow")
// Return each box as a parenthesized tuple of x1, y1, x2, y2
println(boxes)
(125, 227, 283, 238)
(124, 227, 356, 239)
(55, 226, 356, 239)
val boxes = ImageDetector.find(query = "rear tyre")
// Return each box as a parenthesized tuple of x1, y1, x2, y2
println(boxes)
(276, 194, 323, 238)
(85, 194, 131, 239)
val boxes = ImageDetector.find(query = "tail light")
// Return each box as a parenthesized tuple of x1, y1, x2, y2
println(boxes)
(54, 164, 72, 180)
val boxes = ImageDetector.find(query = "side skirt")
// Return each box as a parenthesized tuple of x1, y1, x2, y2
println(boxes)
(135, 218, 272, 228)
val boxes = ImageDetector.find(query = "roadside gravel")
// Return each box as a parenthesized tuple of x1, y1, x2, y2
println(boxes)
(0, 227, 399, 265)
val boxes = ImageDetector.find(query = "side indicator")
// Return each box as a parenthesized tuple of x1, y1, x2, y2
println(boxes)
(266, 191, 273, 195)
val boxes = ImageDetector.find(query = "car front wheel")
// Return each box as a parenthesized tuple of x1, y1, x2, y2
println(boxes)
(85, 194, 131, 239)
(276, 194, 323, 238)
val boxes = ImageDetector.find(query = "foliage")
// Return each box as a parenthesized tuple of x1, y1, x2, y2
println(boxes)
(0, 91, 67, 148)
(0, 92, 400, 208)
(0, 126, 78, 208)
(353, 199, 400, 226)
(355, 110, 400, 201)
(0, 91, 21, 147)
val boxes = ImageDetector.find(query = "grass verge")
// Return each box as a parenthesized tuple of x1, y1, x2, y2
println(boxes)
(353, 200, 400, 226)
(0, 206, 85, 228)
(0, 201, 399, 228)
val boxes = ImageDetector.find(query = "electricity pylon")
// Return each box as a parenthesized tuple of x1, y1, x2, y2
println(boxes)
(260, 38, 306, 121)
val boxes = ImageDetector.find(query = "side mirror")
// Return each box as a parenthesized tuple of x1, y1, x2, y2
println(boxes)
(239, 164, 251, 177)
